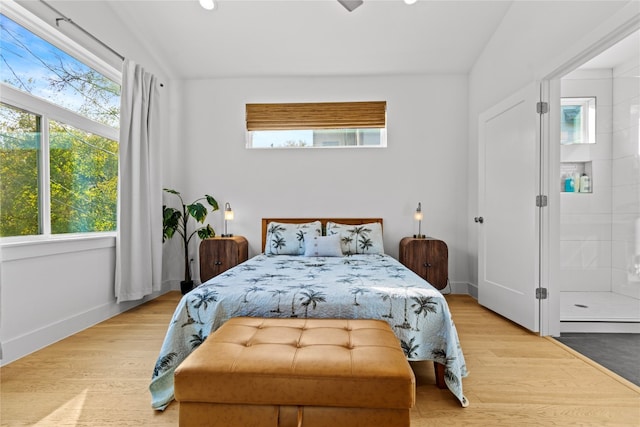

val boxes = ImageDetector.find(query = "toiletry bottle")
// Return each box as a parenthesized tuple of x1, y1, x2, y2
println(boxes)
(574, 172, 581, 192)
(564, 175, 575, 192)
(580, 173, 590, 193)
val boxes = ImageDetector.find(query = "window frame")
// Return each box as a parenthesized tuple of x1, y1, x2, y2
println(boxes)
(245, 101, 387, 149)
(0, 3, 121, 244)
(560, 97, 596, 145)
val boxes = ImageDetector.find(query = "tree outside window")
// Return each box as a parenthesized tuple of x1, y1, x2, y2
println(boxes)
(0, 13, 120, 237)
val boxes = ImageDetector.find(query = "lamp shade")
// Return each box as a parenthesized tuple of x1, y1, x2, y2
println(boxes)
(222, 203, 234, 237)
(414, 202, 423, 221)
(224, 204, 234, 221)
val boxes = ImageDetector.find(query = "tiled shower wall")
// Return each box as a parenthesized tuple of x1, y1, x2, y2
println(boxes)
(560, 69, 614, 293)
(612, 56, 640, 299)
(560, 55, 640, 299)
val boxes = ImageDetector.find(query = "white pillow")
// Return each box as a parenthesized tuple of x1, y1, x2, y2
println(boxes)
(325, 221, 384, 255)
(304, 234, 343, 257)
(265, 221, 322, 255)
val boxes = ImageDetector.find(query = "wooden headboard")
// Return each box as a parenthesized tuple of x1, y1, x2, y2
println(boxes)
(261, 218, 383, 252)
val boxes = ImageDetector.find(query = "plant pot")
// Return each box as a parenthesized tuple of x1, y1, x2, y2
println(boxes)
(180, 280, 194, 295)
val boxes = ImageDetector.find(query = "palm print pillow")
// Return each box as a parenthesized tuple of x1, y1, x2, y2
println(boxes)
(325, 221, 384, 255)
(265, 221, 322, 255)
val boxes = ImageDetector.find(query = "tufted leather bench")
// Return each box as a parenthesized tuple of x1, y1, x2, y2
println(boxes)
(174, 317, 416, 427)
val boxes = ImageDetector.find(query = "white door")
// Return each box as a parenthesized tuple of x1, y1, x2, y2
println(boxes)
(478, 83, 541, 332)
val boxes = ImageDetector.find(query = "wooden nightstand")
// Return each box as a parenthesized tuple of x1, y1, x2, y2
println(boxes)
(399, 237, 448, 290)
(199, 236, 248, 283)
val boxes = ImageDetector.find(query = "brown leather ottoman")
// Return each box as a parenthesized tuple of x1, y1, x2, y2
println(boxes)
(174, 317, 416, 427)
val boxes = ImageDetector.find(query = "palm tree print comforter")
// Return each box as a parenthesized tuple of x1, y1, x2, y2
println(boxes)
(149, 253, 469, 410)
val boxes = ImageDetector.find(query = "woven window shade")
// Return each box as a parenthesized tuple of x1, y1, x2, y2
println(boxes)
(246, 101, 386, 131)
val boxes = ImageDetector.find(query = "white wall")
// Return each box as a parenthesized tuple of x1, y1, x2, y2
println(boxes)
(612, 55, 640, 298)
(170, 74, 471, 291)
(0, 2, 174, 366)
(467, 0, 635, 290)
(3, 238, 116, 363)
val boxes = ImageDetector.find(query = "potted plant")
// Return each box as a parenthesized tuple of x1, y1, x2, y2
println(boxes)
(162, 188, 219, 294)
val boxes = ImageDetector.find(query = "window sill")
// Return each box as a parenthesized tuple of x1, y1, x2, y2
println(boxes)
(1, 233, 116, 261)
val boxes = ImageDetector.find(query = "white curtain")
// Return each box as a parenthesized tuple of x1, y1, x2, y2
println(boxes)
(115, 59, 162, 303)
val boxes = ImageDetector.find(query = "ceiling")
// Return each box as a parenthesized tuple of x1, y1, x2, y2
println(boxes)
(580, 29, 640, 70)
(17, 0, 514, 80)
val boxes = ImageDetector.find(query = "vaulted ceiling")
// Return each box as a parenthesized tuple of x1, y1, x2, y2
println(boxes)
(15, 1, 638, 80)
(17, 0, 514, 79)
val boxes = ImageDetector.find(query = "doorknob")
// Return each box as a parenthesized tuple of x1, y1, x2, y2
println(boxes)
(474, 216, 484, 224)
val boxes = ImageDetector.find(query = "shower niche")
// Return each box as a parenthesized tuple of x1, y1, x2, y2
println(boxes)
(560, 161, 592, 193)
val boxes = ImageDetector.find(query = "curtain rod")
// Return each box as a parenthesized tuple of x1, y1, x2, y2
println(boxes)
(39, 0, 125, 61)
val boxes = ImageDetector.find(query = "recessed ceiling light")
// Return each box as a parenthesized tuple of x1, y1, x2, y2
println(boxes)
(199, 0, 216, 11)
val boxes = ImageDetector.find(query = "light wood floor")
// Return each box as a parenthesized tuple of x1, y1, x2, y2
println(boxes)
(1, 292, 639, 426)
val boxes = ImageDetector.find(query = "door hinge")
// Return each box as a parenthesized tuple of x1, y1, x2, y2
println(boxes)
(536, 101, 549, 114)
(536, 195, 548, 207)
(536, 288, 548, 300)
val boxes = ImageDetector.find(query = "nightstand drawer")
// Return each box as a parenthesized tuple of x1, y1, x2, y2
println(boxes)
(399, 237, 448, 290)
(199, 236, 248, 282)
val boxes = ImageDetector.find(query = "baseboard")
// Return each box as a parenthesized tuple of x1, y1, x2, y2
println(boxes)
(448, 281, 477, 299)
(0, 285, 174, 367)
(560, 321, 640, 333)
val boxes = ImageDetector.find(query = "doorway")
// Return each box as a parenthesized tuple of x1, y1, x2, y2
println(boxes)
(557, 30, 640, 333)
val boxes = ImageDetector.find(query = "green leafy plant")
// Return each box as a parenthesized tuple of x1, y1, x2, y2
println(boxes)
(162, 188, 219, 285)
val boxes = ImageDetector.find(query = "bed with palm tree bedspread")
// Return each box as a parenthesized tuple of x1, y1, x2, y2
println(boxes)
(149, 218, 469, 410)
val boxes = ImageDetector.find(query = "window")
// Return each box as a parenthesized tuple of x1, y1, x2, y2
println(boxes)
(0, 8, 120, 238)
(245, 101, 387, 148)
(0, 103, 40, 236)
(560, 97, 596, 145)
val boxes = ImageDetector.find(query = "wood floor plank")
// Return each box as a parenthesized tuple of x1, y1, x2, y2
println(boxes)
(2, 292, 639, 426)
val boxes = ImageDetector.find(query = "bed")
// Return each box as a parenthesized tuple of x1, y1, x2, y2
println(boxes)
(149, 218, 469, 410)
